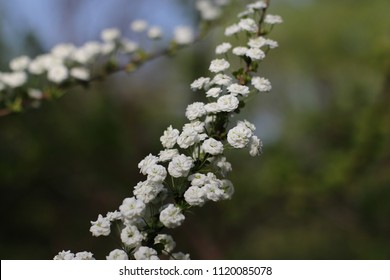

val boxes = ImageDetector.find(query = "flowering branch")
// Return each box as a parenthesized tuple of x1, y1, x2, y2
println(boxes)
(0, 1, 230, 117)
(53, 0, 283, 260)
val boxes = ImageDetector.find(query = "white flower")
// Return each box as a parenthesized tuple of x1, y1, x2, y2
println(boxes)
(190, 77, 210, 90)
(238, 18, 258, 33)
(28, 88, 43, 99)
(174, 26, 195, 45)
(160, 126, 180, 149)
(249, 135, 263, 156)
(202, 138, 224, 155)
(101, 28, 121, 42)
(251, 76, 272, 92)
(133, 181, 164, 203)
(74, 251, 95, 260)
(51, 44, 76, 59)
(120, 225, 144, 247)
(227, 123, 253, 148)
(138, 154, 159, 175)
(119, 197, 146, 220)
(217, 94, 239, 112)
(248, 37, 267, 48)
(196, 0, 221, 21)
(246, 48, 265, 60)
(227, 83, 250, 97)
(101, 42, 115, 55)
(185, 102, 206, 121)
(159, 149, 179, 162)
(47, 64, 68, 83)
(214, 156, 232, 177)
(247, 1, 267, 10)
(10, 56, 30, 71)
(146, 164, 167, 183)
(225, 24, 241, 36)
(131, 20, 148, 32)
(0, 72, 27, 88)
(121, 39, 139, 53)
(238, 120, 256, 132)
(147, 26, 163, 39)
(159, 204, 185, 228)
(106, 211, 122, 222)
(184, 186, 206, 206)
(238, 9, 255, 18)
(106, 249, 128, 260)
(232, 46, 249, 56)
(211, 73, 232, 86)
(215, 42, 232, 54)
(177, 129, 199, 149)
(205, 102, 220, 114)
(90, 214, 111, 237)
(54, 250, 75, 260)
(204, 180, 224, 201)
(220, 179, 234, 199)
(188, 173, 207, 186)
(183, 121, 205, 134)
(265, 38, 279, 49)
(168, 154, 194, 178)
(70, 67, 90, 81)
(206, 87, 222, 98)
(265, 14, 283, 25)
(154, 234, 176, 254)
(209, 58, 230, 73)
(134, 246, 159, 260)
(171, 252, 191, 260)
(71, 42, 101, 64)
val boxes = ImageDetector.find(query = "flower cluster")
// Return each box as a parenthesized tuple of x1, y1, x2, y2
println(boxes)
(53, 0, 281, 260)
(0, 0, 230, 117)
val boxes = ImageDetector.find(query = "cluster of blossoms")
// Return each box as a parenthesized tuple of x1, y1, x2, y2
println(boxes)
(0, 0, 230, 116)
(54, 0, 282, 260)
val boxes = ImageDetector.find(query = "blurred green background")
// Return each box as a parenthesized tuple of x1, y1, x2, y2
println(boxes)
(1, 0, 390, 259)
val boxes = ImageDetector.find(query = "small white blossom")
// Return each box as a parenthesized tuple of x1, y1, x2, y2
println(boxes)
(74, 251, 95, 260)
(119, 197, 146, 221)
(10, 56, 30, 71)
(133, 181, 164, 203)
(90, 214, 111, 237)
(100, 42, 115, 55)
(168, 154, 194, 178)
(184, 186, 206, 206)
(159, 149, 179, 162)
(171, 252, 191, 260)
(220, 179, 234, 199)
(120, 225, 144, 248)
(209, 58, 230, 73)
(232, 46, 249, 56)
(248, 37, 267, 48)
(177, 129, 199, 149)
(54, 250, 75, 260)
(214, 156, 232, 177)
(225, 24, 241, 36)
(28, 88, 43, 99)
(185, 102, 206, 121)
(106, 249, 128, 260)
(47, 64, 68, 83)
(238, 120, 256, 132)
(154, 234, 176, 254)
(206, 87, 222, 98)
(71, 42, 101, 64)
(217, 94, 239, 112)
(70, 67, 90, 81)
(106, 211, 122, 222)
(183, 121, 205, 134)
(146, 164, 167, 183)
(227, 123, 253, 148)
(247, 1, 267, 10)
(227, 83, 250, 97)
(190, 77, 210, 90)
(238, 9, 255, 18)
(134, 246, 159, 260)
(159, 204, 185, 228)
(238, 18, 258, 33)
(246, 48, 265, 60)
(121, 39, 139, 53)
(204, 102, 220, 114)
(130, 20, 148, 32)
(211, 73, 232, 86)
(101, 28, 121, 42)
(249, 135, 263, 156)
(188, 172, 207, 186)
(138, 154, 159, 175)
(147, 26, 163, 39)
(265, 14, 283, 25)
(204, 180, 224, 201)
(160, 126, 180, 149)
(215, 42, 232, 54)
(0, 71, 27, 88)
(251, 76, 272, 92)
(202, 138, 224, 155)
(174, 26, 195, 45)
(51, 44, 76, 59)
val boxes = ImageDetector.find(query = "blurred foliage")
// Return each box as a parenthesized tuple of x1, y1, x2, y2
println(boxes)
(1, 0, 390, 259)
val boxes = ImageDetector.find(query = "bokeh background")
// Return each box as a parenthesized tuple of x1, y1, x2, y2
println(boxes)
(1, 0, 390, 259)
